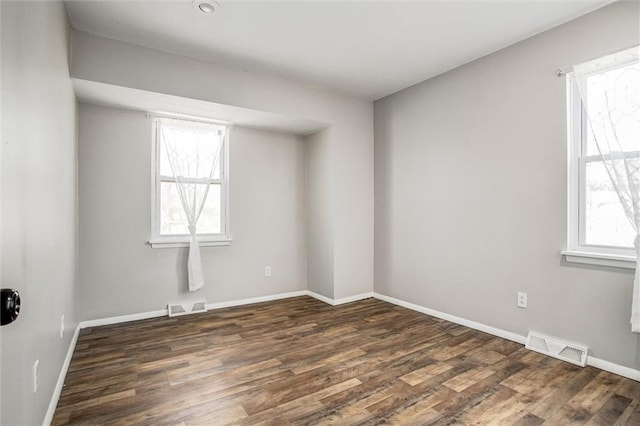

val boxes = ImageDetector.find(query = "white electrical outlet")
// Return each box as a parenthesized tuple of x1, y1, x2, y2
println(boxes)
(517, 292, 528, 308)
(60, 314, 65, 338)
(33, 360, 40, 393)
(265, 266, 272, 277)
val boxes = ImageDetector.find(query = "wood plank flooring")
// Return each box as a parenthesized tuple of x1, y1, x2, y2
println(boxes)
(52, 296, 640, 425)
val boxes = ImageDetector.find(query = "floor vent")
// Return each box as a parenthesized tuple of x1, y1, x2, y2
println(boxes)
(525, 331, 588, 367)
(168, 300, 208, 317)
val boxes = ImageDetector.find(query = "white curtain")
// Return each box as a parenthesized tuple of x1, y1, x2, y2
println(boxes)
(572, 46, 640, 331)
(160, 119, 225, 292)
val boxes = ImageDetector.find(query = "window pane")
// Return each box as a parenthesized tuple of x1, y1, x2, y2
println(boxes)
(584, 161, 634, 247)
(198, 184, 221, 234)
(160, 182, 221, 235)
(159, 141, 173, 177)
(585, 62, 640, 156)
(159, 119, 223, 179)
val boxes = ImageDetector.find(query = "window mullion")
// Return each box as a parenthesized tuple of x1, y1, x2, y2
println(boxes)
(581, 152, 640, 162)
(160, 176, 221, 184)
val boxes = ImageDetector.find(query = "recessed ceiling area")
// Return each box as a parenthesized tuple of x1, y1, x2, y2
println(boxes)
(65, 1, 614, 101)
(72, 78, 328, 135)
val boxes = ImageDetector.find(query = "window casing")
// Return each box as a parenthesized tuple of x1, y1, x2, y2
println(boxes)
(564, 58, 638, 268)
(149, 116, 231, 248)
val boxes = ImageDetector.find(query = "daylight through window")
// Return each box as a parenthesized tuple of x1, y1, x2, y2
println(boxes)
(566, 50, 639, 261)
(151, 116, 231, 247)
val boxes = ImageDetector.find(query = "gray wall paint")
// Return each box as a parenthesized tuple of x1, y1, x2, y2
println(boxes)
(332, 104, 375, 299)
(1, 2, 78, 424)
(71, 31, 374, 302)
(374, 1, 640, 370)
(78, 104, 307, 319)
(305, 129, 334, 298)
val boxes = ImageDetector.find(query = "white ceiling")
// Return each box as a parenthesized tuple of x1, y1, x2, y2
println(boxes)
(65, 0, 614, 101)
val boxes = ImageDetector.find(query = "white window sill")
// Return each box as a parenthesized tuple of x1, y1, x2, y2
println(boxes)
(148, 237, 232, 249)
(561, 250, 636, 269)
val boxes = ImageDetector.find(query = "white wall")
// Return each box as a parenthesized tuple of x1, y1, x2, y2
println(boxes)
(1, 2, 78, 424)
(374, 1, 640, 370)
(78, 104, 308, 319)
(71, 30, 374, 304)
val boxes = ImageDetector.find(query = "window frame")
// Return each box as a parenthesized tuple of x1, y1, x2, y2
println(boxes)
(149, 115, 232, 249)
(564, 69, 636, 269)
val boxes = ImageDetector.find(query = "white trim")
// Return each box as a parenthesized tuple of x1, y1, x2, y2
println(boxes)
(150, 117, 231, 245)
(78, 291, 309, 329)
(565, 68, 637, 260)
(78, 291, 372, 330)
(373, 292, 640, 382)
(589, 355, 640, 381)
(373, 293, 526, 344)
(567, 73, 580, 253)
(306, 291, 373, 306)
(222, 126, 231, 239)
(306, 291, 336, 305)
(562, 250, 636, 269)
(80, 309, 167, 329)
(206, 291, 308, 310)
(147, 111, 231, 127)
(151, 117, 160, 242)
(43, 325, 81, 426)
(334, 292, 374, 305)
(159, 175, 221, 185)
(148, 237, 232, 249)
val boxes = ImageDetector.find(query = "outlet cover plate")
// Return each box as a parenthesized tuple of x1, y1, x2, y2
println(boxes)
(517, 292, 528, 308)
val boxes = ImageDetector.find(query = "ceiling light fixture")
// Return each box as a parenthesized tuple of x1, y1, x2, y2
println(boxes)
(192, 0, 220, 15)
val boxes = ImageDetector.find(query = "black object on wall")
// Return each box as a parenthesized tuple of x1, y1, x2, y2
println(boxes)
(1, 289, 21, 325)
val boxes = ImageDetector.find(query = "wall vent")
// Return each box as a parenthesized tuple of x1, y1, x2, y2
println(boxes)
(168, 300, 208, 317)
(525, 331, 588, 367)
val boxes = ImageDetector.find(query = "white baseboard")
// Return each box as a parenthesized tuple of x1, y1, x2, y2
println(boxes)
(79, 290, 375, 330)
(43, 324, 81, 426)
(206, 291, 308, 310)
(373, 292, 526, 345)
(306, 291, 373, 306)
(589, 356, 640, 381)
(75, 289, 640, 382)
(334, 292, 375, 305)
(373, 292, 640, 382)
(79, 291, 310, 329)
(306, 291, 335, 305)
(80, 309, 167, 329)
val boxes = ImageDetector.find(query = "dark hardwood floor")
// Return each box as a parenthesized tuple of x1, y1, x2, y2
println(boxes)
(52, 296, 640, 425)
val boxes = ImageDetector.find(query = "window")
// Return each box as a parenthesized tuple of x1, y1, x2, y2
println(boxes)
(150, 116, 231, 248)
(565, 53, 639, 268)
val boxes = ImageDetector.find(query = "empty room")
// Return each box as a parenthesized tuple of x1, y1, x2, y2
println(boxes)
(2, 0, 640, 424)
